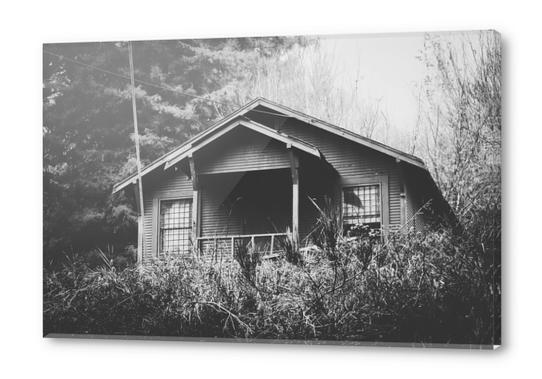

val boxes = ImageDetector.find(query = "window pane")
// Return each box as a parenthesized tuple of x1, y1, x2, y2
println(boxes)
(161, 228, 192, 254)
(342, 185, 381, 228)
(160, 200, 192, 229)
(160, 199, 192, 255)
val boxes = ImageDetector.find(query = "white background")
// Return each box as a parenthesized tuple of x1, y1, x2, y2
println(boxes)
(0, 0, 538, 377)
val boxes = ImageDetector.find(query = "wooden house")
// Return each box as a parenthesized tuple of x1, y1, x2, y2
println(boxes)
(113, 98, 451, 263)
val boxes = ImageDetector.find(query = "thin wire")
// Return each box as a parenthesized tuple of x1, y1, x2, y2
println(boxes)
(44, 49, 227, 104)
(43, 49, 291, 118)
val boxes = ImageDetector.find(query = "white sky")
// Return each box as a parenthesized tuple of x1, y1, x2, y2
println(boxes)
(318, 33, 427, 133)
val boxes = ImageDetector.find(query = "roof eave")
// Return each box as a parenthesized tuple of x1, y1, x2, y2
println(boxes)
(163, 119, 321, 169)
(248, 98, 427, 170)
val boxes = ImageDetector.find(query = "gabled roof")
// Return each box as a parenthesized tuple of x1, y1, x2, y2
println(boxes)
(112, 117, 320, 193)
(113, 97, 427, 194)
(163, 119, 320, 170)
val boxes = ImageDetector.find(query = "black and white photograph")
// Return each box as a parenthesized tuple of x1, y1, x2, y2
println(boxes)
(42, 30, 501, 348)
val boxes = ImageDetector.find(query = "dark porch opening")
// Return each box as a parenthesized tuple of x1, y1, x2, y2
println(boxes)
(231, 169, 292, 235)
(197, 169, 292, 258)
(199, 168, 292, 236)
(196, 153, 338, 258)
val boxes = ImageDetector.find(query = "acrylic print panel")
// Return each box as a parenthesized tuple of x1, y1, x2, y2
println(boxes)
(43, 30, 501, 349)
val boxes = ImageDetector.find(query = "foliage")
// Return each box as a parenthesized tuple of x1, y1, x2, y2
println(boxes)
(233, 240, 261, 286)
(280, 227, 303, 266)
(416, 33, 501, 328)
(234, 42, 390, 142)
(307, 197, 342, 256)
(419, 31, 501, 219)
(44, 226, 499, 345)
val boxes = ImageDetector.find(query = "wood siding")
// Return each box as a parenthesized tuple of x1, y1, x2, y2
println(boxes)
(196, 126, 290, 175)
(199, 173, 244, 237)
(142, 170, 193, 262)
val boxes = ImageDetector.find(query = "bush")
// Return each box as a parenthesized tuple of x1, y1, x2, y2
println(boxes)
(43, 226, 499, 345)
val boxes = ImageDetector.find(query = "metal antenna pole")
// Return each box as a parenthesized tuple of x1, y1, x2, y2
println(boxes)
(128, 41, 145, 263)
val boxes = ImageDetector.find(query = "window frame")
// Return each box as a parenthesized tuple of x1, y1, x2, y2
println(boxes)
(341, 182, 383, 235)
(156, 196, 193, 256)
(340, 175, 389, 236)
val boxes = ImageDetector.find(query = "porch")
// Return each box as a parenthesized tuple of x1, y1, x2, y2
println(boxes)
(190, 158, 337, 259)
(194, 167, 297, 259)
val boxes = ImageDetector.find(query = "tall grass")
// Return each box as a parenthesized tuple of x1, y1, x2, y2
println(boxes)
(44, 223, 499, 344)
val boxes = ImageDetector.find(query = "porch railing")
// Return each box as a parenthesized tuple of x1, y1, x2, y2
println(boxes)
(196, 232, 289, 259)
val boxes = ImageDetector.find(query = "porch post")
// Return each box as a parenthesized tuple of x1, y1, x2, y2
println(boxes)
(189, 155, 200, 254)
(289, 148, 300, 247)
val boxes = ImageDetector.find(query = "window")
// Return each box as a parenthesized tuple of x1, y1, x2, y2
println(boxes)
(159, 199, 192, 255)
(342, 184, 381, 235)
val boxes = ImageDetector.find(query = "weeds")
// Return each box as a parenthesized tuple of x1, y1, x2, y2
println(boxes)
(44, 224, 499, 345)
(281, 227, 303, 266)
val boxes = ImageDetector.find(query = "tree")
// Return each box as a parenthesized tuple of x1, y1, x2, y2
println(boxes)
(416, 32, 501, 344)
(419, 31, 501, 218)
(233, 42, 390, 143)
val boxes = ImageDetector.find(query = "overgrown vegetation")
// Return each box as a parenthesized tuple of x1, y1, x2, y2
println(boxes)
(44, 214, 499, 345)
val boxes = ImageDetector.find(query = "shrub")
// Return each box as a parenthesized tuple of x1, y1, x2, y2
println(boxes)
(44, 225, 499, 345)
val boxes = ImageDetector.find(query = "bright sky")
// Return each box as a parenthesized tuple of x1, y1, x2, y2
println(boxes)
(318, 33, 427, 133)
